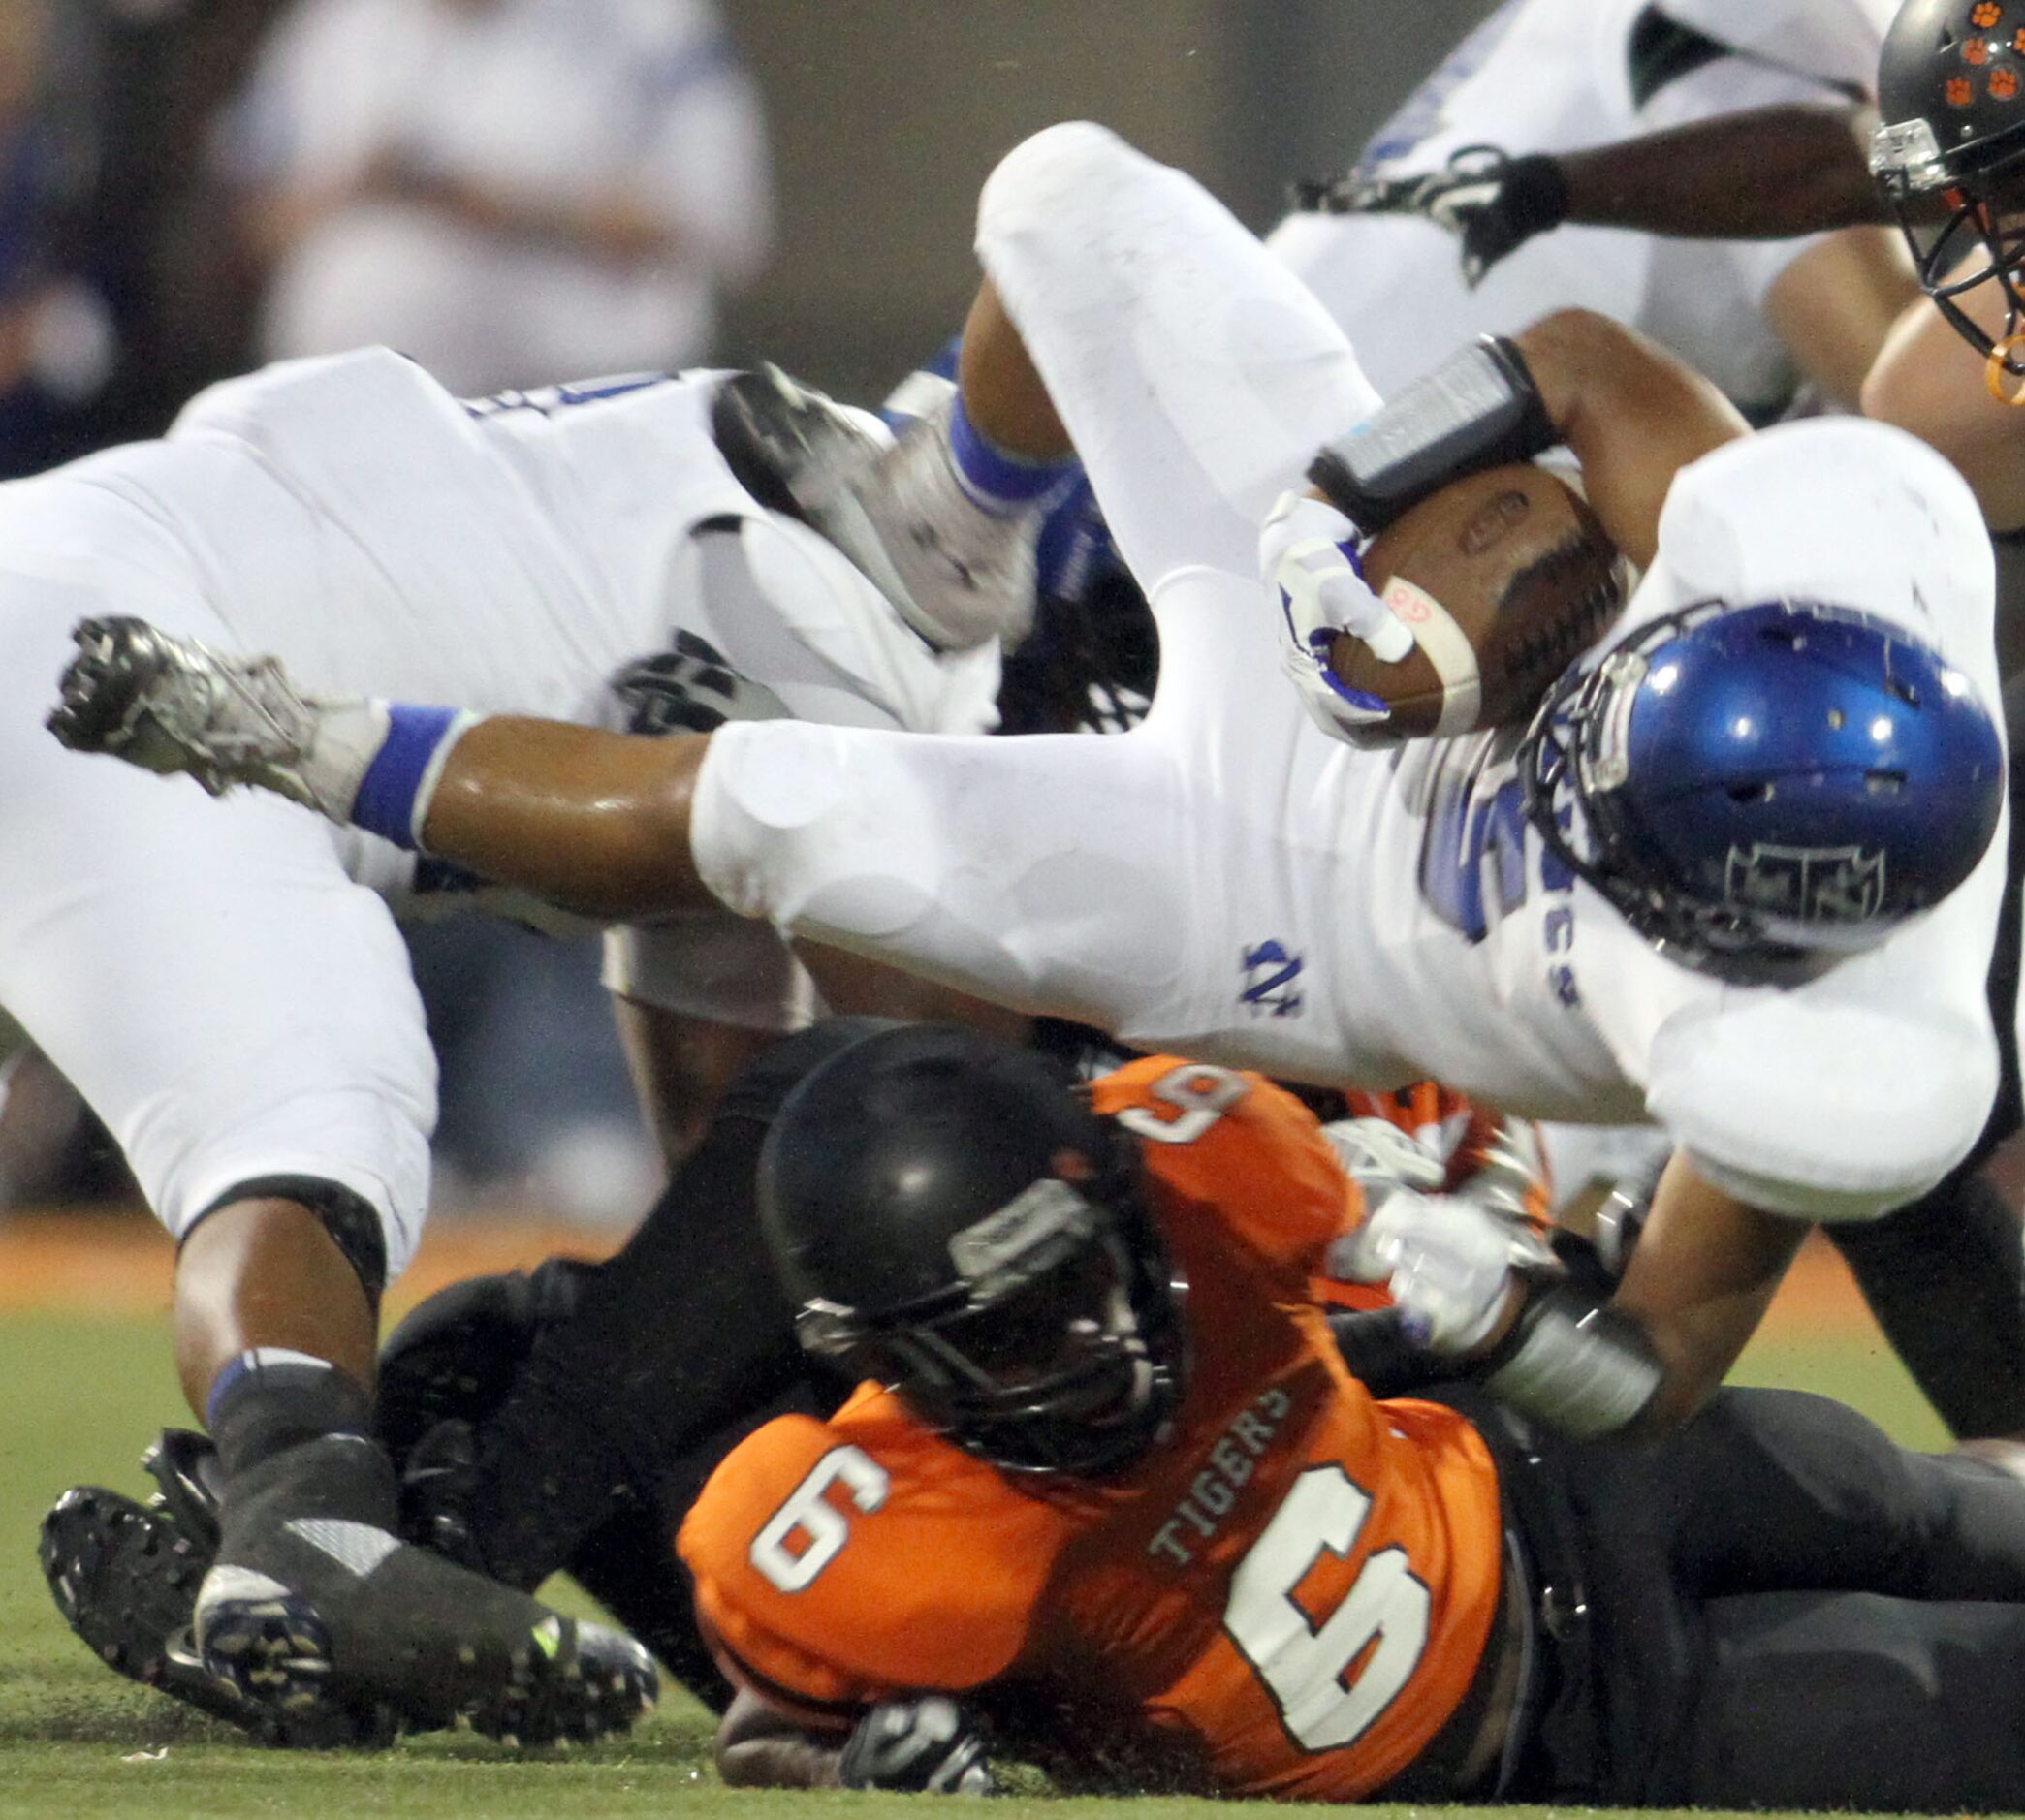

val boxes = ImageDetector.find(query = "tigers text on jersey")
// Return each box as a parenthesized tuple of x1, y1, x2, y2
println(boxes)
(1267, 0, 1893, 412)
(680, 1058, 1505, 1803)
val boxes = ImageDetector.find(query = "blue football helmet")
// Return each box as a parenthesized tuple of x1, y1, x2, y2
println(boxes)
(1520, 600, 2005, 980)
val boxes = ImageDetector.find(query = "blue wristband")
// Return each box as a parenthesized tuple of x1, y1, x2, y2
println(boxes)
(352, 705, 465, 851)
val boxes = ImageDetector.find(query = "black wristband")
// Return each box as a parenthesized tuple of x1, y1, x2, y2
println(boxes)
(1500, 154, 1571, 238)
(1308, 335, 1559, 534)
(1471, 1271, 1662, 1440)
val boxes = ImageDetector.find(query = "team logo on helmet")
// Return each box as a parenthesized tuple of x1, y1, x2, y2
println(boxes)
(1724, 844, 1887, 924)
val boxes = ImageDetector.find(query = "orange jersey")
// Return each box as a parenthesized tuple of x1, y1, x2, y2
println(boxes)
(680, 1057, 1505, 1802)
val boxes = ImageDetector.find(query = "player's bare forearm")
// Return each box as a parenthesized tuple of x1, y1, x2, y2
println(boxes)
(1514, 309, 1748, 568)
(1610, 1153, 1809, 1434)
(714, 1689, 849, 1789)
(1558, 104, 1883, 239)
(422, 719, 720, 921)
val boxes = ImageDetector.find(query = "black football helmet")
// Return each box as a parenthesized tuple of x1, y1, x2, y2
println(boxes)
(1874, 0, 2025, 366)
(758, 1024, 1186, 1478)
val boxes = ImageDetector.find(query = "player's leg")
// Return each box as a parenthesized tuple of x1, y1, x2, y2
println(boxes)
(973, 120, 1383, 591)
(1494, 1385, 2025, 1803)
(1650, 1387, 2025, 1601)
(379, 1020, 880, 1681)
(0, 538, 652, 1740)
(1826, 740, 2025, 1438)
(1658, 1589, 2025, 1810)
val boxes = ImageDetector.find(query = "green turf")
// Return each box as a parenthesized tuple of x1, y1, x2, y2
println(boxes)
(0, 1307, 1966, 1816)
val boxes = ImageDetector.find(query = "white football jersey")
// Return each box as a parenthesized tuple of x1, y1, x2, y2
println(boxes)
(1267, 0, 1889, 412)
(695, 418, 2004, 1220)
(1301, 418, 2002, 1217)
(68, 348, 997, 738)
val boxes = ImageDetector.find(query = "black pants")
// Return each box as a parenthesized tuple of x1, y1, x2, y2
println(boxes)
(1478, 1385, 2025, 1809)
(375, 1019, 893, 1703)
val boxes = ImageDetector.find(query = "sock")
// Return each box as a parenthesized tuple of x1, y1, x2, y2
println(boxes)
(946, 392, 1079, 515)
(206, 1348, 375, 1483)
(346, 705, 484, 852)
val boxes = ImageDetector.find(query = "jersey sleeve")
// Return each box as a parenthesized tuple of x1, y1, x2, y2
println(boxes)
(1646, 935, 2000, 1221)
(1654, 420, 1998, 683)
(679, 1406, 1053, 1710)
(1092, 1058, 1355, 1277)
(1648, 0, 1888, 96)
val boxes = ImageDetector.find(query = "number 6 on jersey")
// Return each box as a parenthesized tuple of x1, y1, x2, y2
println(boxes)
(1225, 1465, 1432, 1750)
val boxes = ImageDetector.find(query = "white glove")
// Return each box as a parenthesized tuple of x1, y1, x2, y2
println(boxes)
(1323, 1115, 1448, 1201)
(1259, 491, 1414, 747)
(1334, 1189, 1530, 1354)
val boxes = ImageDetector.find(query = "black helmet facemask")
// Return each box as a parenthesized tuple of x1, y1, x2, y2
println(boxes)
(797, 1170, 1187, 1478)
(1873, 0, 2025, 377)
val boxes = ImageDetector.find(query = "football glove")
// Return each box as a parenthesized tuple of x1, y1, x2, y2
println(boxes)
(610, 629, 793, 737)
(1299, 146, 1570, 289)
(1259, 490, 1413, 746)
(1336, 1190, 1550, 1354)
(1322, 1114, 1449, 1202)
(838, 1695, 999, 1796)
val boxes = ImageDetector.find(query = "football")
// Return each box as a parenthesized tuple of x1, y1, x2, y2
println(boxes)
(1329, 463, 1628, 740)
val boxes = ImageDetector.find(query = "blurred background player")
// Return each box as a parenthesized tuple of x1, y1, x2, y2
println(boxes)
(218, 0, 772, 393)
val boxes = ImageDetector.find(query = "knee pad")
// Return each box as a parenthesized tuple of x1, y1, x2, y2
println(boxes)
(187, 1173, 393, 1304)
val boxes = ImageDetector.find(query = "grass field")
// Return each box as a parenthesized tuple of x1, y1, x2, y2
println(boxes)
(0, 1237, 1958, 1819)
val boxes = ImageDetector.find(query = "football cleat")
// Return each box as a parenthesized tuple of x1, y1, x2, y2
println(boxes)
(712, 364, 1040, 653)
(40, 1465, 392, 1747)
(195, 1431, 657, 1745)
(47, 615, 358, 816)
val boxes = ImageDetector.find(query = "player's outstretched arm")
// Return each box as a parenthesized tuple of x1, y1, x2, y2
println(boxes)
(1343, 1151, 1806, 1439)
(1608, 1155, 1811, 1433)
(1300, 308, 1744, 581)
(1311, 105, 1883, 280)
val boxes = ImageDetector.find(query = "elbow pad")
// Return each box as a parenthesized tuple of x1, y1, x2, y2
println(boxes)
(1308, 335, 1558, 535)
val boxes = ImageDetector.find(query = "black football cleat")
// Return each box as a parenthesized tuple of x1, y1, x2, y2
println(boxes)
(40, 1479, 391, 1747)
(195, 1428, 658, 1745)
